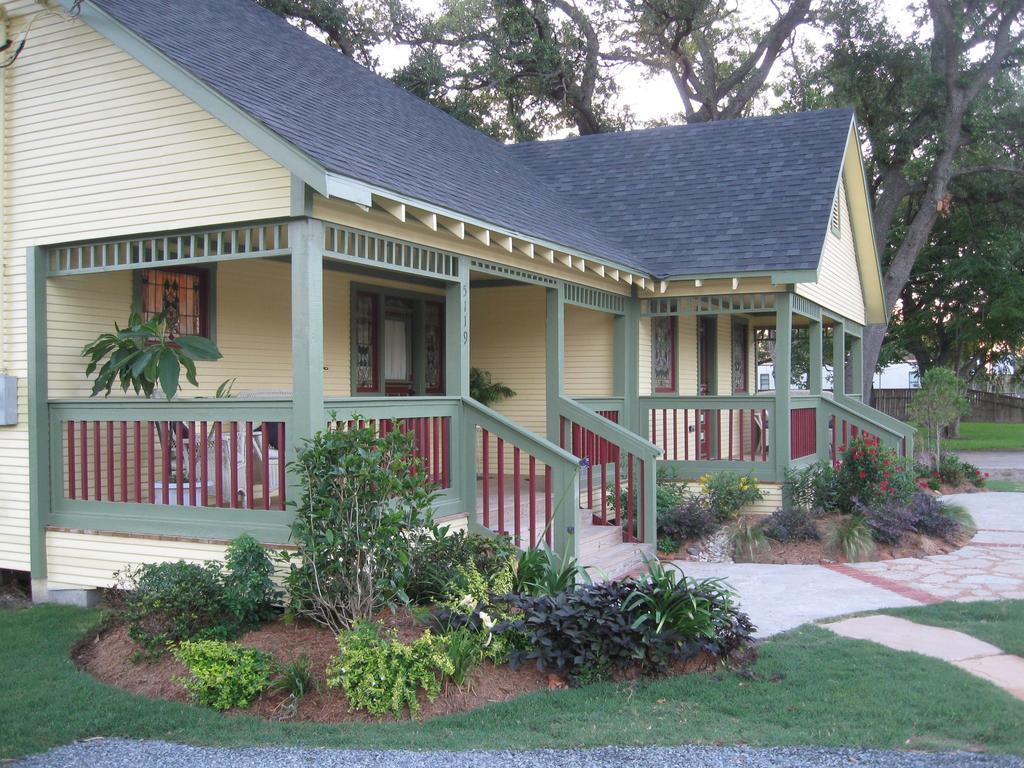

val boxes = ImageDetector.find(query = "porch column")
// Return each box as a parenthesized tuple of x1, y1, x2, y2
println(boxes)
(448, 264, 474, 514)
(809, 318, 823, 396)
(833, 319, 846, 398)
(615, 289, 641, 433)
(289, 218, 325, 487)
(27, 246, 49, 599)
(848, 332, 864, 402)
(545, 284, 565, 444)
(774, 293, 793, 479)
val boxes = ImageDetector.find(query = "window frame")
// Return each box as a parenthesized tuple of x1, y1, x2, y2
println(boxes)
(133, 265, 216, 342)
(350, 283, 446, 397)
(651, 314, 678, 394)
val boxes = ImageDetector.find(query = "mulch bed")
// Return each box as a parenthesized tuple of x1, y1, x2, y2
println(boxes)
(666, 513, 973, 566)
(74, 610, 549, 723)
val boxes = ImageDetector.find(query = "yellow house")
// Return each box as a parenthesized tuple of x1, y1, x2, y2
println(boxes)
(0, 0, 912, 600)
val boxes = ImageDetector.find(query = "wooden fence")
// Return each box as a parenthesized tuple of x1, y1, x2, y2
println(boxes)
(872, 388, 1024, 423)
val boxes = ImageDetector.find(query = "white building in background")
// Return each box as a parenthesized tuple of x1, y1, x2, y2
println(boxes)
(756, 359, 920, 391)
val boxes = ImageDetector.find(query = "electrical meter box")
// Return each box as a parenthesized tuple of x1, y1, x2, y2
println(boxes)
(0, 376, 17, 426)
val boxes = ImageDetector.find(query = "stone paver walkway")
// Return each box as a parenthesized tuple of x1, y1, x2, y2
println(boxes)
(675, 493, 1024, 637)
(823, 614, 1024, 701)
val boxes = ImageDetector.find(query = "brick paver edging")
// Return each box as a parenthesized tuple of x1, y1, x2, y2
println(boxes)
(822, 562, 942, 604)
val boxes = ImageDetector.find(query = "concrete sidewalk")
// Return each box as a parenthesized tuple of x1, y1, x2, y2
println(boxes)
(674, 493, 1024, 637)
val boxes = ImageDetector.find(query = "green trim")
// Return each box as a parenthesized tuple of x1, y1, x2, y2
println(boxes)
(562, 283, 626, 315)
(658, 460, 780, 483)
(289, 219, 325, 499)
(833, 319, 846, 398)
(56, 0, 331, 197)
(290, 175, 314, 217)
(660, 269, 819, 285)
(848, 334, 864, 400)
(469, 258, 557, 288)
(809, 318, 823, 396)
(618, 290, 641, 432)
(27, 247, 49, 584)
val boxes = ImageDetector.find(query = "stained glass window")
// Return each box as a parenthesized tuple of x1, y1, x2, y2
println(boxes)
(732, 321, 749, 393)
(140, 268, 208, 339)
(424, 302, 444, 394)
(354, 292, 378, 393)
(652, 316, 676, 393)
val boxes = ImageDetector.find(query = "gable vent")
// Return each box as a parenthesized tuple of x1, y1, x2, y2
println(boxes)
(830, 192, 842, 236)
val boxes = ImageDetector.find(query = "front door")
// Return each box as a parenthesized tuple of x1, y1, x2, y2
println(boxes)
(384, 298, 414, 396)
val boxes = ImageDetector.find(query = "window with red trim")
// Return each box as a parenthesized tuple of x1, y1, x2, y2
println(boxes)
(140, 268, 209, 339)
(652, 315, 677, 393)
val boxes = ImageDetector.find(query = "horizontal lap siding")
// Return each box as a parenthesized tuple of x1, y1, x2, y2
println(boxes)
(564, 305, 615, 398)
(0, 10, 291, 571)
(796, 182, 866, 325)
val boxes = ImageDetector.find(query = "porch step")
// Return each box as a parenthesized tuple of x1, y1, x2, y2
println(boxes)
(581, 539, 654, 582)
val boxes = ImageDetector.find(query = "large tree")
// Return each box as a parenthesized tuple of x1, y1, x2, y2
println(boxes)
(801, 0, 1024, 398)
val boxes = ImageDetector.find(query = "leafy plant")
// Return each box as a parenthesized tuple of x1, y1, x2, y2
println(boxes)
(828, 515, 875, 562)
(269, 654, 315, 719)
(404, 529, 518, 606)
(657, 535, 679, 553)
(783, 460, 839, 514)
(440, 627, 485, 688)
(516, 549, 587, 596)
(326, 622, 451, 718)
(699, 472, 764, 522)
(936, 453, 987, 487)
(855, 497, 918, 545)
(907, 367, 969, 469)
(173, 640, 272, 711)
(283, 417, 438, 632)
(469, 367, 516, 406)
(501, 563, 753, 683)
(223, 534, 280, 631)
(761, 505, 820, 543)
(82, 312, 222, 401)
(730, 519, 770, 562)
(935, 503, 976, 539)
(657, 492, 718, 542)
(114, 560, 237, 657)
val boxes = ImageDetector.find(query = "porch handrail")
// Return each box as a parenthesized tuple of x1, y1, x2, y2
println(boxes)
(821, 392, 915, 456)
(462, 397, 582, 560)
(560, 396, 660, 462)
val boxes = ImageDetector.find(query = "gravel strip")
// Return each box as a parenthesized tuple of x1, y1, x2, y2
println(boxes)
(13, 740, 1024, 768)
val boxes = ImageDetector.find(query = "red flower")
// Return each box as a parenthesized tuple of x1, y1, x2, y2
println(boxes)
(985, 472, 990, 478)
(883, 459, 890, 466)
(880, 480, 889, 491)
(859, 471, 867, 479)
(883, 471, 891, 478)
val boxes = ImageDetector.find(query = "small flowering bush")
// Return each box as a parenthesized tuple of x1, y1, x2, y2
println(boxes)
(173, 640, 272, 710)
(835, 436, 915, 514)
(699, 472, 764, 522)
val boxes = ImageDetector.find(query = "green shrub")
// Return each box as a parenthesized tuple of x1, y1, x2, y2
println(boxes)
(828, 515, 875, 561)
(115, 560, 236, 657)
(326, 622, 451, 717)
(658, 492, 718, 542)
(783, 460, 839, 514)
(761, 505, 820, 543)
(699, 473, 764, 522)
(612, 479, 686, 525)
(405, 529, 518, 605)
(441, 627, 485, 688)
(937, 453, 987, 487)
(730, 519, 770, 561)
(514, 549, 586, 597)
(223, 534, 280, 631)
(173, 640, 272, 710)
(283, 417, 438, 632)
(657, 535, 679, 553)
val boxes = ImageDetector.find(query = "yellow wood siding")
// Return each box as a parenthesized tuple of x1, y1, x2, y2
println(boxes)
(0, 9, 294, 570)
(796, 182, 866, 325)
(564, 305, 615, 398)
(470, 285, 547, 438)
(679, 481, 782, 516)
(638, 318, 651, 397)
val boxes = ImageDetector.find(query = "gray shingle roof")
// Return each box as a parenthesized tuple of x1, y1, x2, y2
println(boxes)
(90, 0, 853, 279)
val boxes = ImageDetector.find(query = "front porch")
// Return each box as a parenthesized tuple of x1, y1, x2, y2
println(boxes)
(27, 216, 913, 589)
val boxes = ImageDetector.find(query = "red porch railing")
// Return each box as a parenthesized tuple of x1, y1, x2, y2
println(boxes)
(325, 415, 451, 490)
(790, 407, 817, 460)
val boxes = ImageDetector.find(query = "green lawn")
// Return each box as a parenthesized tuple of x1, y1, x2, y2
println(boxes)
(4, 604, 1024, 760)
(882, 600, 1024, 656)
(924, 422, 1024, 452)
(986, 479, 1024, 492)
